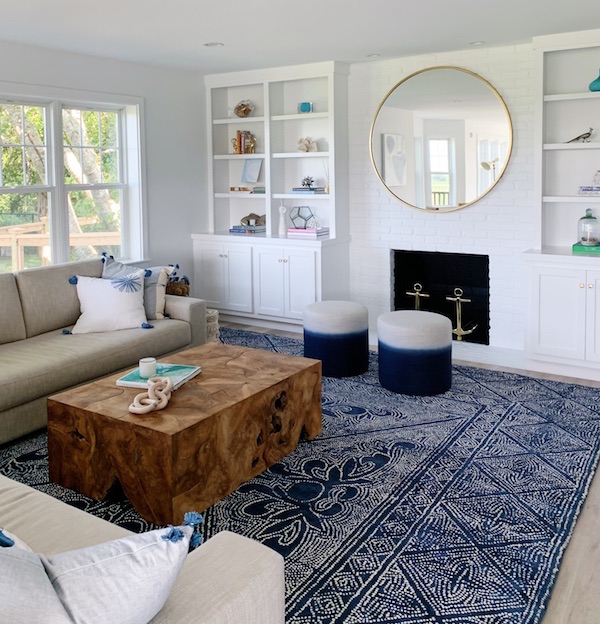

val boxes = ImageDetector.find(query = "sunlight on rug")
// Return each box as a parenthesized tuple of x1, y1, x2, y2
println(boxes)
(2, 327, 600, 624)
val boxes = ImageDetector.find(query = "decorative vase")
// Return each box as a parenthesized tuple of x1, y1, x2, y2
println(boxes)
(278, 205, 287, 237)
(589, 70, 600, 92)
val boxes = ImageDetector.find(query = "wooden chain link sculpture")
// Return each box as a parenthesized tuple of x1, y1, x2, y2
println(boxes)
(128, 377, 174, 415)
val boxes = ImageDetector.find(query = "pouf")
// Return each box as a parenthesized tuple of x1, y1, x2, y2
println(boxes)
(303, 300, 369, 377)
(377, 310, 452, 395)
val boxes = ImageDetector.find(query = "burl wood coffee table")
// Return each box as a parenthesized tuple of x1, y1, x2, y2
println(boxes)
(47, 342, 322, 525)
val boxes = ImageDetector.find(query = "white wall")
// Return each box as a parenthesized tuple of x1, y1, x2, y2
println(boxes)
(0, 40, 206, 277)
(348, 44, 535, 350)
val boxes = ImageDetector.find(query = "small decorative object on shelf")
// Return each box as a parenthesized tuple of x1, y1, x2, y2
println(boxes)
(240, 212, 266, 226)
(297, 102, 313, 113)
(577, 208, 599, 246)
(589, 70, 600, 92)
(231, 131, 256, 154)
(278, 204, 287, 237)
(565, 127, 593, 143)
(297, 137, 318, 152)
(290, 205, 315, 229)
(594, 170, 600, 185)
(234, 100, 254, 118)
(301, 176, 314, 188)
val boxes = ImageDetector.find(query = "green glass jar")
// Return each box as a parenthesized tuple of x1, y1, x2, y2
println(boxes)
(578, 208, 599, 245)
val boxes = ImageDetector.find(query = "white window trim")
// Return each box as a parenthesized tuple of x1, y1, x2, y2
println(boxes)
(0, 80, 147, 265)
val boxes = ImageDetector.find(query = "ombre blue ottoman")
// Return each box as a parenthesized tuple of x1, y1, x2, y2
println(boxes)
(377, 310, 452, 395)
(303, 301, 369, 377)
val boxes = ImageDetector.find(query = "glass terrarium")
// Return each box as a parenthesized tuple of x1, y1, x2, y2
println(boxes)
(578, 208, 599, 246)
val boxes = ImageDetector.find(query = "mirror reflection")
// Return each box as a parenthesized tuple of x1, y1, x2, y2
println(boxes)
(370, 66, 512, 212)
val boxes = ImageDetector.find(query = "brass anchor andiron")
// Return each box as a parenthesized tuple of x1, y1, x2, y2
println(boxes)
(406, 282, 430, 310)
(446, 287, 477, 341)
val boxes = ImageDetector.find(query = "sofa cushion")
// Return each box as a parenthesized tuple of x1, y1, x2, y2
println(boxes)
(0, 320, 191, 413)
(15, 259, 103, 338)
(102, 256, 174, 320)
(0, 273, 27, 345)
(71, 270, 147, 334)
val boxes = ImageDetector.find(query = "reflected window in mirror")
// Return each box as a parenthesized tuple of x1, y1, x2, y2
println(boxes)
(370, 66, 513, 212)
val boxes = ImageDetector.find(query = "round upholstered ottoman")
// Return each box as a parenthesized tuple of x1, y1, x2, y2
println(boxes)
(304, 300, 369, 377)
(377, 310, 452, 395)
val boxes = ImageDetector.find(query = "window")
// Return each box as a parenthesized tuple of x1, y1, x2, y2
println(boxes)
(0, 88, 144, 274)
(428, 139, 451, 207)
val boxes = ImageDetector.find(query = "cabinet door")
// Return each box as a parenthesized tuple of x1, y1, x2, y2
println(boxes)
(222, 245, 253, 313)
(196, 245, 225, 308)
(586, 270, 600, 363)
(285, 249, 317, 319)
(253, 247, 285, 316)
(530, 266, 587, 359)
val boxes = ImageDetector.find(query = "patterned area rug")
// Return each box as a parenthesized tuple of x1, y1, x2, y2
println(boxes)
(2, 327, 600, 623)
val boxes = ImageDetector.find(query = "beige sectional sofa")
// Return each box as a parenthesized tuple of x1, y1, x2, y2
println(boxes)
(0, 258, 207, 445)
(0, 474, 285, 623)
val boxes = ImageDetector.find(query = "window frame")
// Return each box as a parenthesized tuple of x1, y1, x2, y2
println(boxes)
(0, 81, 146, 267)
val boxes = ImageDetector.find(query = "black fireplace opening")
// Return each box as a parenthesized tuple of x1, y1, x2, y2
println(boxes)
(392, 250, 490, 345)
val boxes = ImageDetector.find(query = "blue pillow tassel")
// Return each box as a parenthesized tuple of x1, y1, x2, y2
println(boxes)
(101, 252, 115, 263)
(0, 529, 15, 548)
(62, 329, 72, 335)
(161, 526, 185, 544)
(183, 511, 204, 551)
(68, 275, 78, 284)
(141, 322, 154, 329)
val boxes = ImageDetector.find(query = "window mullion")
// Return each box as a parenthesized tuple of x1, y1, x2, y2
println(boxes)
(49, 101, 70, 264)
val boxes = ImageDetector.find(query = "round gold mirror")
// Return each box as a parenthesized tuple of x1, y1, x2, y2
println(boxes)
(369, 66, 513, 212)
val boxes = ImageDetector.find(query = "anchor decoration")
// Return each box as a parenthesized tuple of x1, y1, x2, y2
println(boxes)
(405, 282, 430, 310)
(446, 287, 478, 341)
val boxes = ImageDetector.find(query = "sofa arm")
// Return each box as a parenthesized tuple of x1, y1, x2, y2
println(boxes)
(153, 531, 285, 624)
(164, 295, 207, 347)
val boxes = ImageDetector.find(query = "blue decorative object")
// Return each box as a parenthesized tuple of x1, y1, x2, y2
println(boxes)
(3, 328, 600, 624)
(161, 526, 185, 543)
(589, 69, 600, 92)
(111, 274, 143, 293)
(68, 275, 78, 285)
(0, 528, 15, 547)
(62, 329, 72, 335)
(141, 322, 154, 329)
(297, 102, 313, 113)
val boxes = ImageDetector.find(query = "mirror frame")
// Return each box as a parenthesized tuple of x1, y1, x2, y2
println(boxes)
(369, 66, 513, 212)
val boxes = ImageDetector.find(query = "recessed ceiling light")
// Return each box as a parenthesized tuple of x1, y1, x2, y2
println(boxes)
(204, 42, 225, 47)
(469, 41, 484, 46)
(366, 53, 381, 58)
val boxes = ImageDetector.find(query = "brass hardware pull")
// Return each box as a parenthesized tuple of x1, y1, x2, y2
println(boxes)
(589, 284, 594, 288)
(579, 283, 585, 288)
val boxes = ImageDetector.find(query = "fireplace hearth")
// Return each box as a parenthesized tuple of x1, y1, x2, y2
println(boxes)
(392, 250, 490, 345)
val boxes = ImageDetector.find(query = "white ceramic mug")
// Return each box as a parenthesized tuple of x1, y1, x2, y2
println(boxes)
(139, 357, 157, 378)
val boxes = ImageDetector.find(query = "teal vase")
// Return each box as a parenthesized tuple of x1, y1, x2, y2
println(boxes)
(590, 70, 600, 92)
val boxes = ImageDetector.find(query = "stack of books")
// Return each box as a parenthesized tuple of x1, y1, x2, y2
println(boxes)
(229, 224, 266, 235)
(577, 185, 600, 195)
(291, 187, 327, 194)
(287, 227, 330, 239)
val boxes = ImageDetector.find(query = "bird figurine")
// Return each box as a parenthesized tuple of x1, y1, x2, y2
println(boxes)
(565, 127, 593, 143)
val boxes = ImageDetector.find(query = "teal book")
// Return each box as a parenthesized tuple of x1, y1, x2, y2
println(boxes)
(116, 363, 201, 390)
(572, 242, 600, 254)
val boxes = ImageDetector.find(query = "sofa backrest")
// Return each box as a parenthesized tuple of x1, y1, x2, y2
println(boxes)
(0, 273, 27, 345)
(14, 259, 103, 338)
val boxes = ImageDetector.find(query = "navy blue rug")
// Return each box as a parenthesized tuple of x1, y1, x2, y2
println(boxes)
(2, 328, 600, 623)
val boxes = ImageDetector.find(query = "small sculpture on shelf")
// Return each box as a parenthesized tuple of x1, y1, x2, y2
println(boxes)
(240, 213, 266, 227)
(301, 176, 314, 189)
(234, 100, 254, 118)
(231, 131, 256, 154)
(297, 137, 318, 152)
(290, 206, 315, 229)
(565, 127, 593, 143)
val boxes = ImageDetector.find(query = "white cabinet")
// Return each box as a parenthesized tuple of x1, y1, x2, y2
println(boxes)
(526, 255, 600, 365)
(193, 241, 252, 313)
(253, 246, 316, 320)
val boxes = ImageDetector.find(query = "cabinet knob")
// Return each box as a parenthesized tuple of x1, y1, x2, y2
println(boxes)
(579, 283, 585, 288)
(589, 284, 594, 289)
(223, 254, 228, 259)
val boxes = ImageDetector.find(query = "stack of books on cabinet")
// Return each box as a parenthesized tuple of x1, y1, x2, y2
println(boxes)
(287, 227, 330, 239)
(229, 225, 266, 235)
(291, 187, 328, 195)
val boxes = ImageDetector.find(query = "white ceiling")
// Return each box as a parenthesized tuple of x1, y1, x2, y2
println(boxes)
(2, 0, 600, 74)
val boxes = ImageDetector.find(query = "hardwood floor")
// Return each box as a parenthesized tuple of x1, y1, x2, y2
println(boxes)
(221, 321, 600, 623)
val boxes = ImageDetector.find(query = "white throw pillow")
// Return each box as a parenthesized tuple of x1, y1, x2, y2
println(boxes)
(0, 548, 71, 623)
(71, 269, 147, 334)
(101, 255, 174, 320)
(41, 525, 194, 624)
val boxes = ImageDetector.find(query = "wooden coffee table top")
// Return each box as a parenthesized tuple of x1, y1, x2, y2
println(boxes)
(49, 342, 320, 435)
